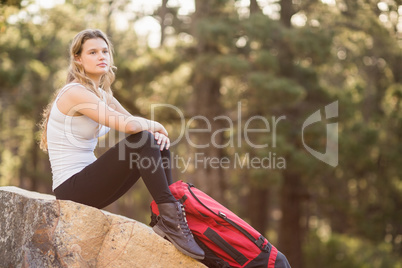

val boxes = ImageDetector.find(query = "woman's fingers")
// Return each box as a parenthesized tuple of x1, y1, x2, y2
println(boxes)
(165, 137, 170, 150)
(160, 135, 170, 150)
(149, 121, 169, 149)
(155, 132, 162, 145)
(154, 132, 170, 150)
(160, 137, 166, 150)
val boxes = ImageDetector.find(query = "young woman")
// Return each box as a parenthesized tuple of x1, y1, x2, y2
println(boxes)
(39, 29, 204, 260)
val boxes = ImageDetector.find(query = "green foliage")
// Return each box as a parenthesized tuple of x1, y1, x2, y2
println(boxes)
(0, 0, 21, 8)
(197, 17, 239, 49)
(242, 14, 283, 45)
(304, 232, 402, 268)
(289, 27, 333, 65)
(196, 53, 250, 79)
(247, 72, 306, 108)
(252, 50, 279, 72)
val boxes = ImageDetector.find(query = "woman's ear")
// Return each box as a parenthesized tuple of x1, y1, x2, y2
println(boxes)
(74, 54, 81, 63)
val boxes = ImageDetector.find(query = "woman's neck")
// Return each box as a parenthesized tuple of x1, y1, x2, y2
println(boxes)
(87, 74, 101, 89)
(71, 80, 100, 90)
(72, 76, 100, 89)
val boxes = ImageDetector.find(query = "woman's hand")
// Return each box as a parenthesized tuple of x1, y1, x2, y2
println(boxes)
(147, 120, 169, 150)
(149, 131, 170, 151)
(153, 132, 170, 151)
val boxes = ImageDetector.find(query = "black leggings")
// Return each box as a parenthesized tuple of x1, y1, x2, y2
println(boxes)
(54, 131, 177, 209)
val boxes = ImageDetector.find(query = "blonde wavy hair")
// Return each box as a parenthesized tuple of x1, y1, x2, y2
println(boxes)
(39, 29, 116, 151)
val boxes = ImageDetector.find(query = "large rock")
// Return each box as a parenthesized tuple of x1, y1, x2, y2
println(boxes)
(0, 186, 206, 268)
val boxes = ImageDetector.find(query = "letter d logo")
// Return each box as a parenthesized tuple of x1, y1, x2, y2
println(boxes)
(302, 101, 338, 167)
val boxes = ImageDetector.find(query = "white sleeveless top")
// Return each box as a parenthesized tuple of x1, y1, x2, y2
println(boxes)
(47, 83, 110, 190)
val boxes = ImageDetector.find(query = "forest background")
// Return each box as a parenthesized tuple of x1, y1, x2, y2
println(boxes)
(0, 0, 401, 267)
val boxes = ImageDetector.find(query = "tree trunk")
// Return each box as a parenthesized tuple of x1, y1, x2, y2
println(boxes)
(190, 0, 226, 203)
(159, 0, 168, 46)
(30, 112, 40, 191)
(190, 76, 225, 203)
(105, 0, 115, 38)
(249, 0, 262, 14)
(276, 2, 304, 267)
(280, 0, 295, 28)
(278, 171, 303, 268)
(248, 187, 269, 233)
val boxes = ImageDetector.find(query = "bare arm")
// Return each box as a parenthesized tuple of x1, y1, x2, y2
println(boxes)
(107, 93, 171, 150)
(108, 95, 132, 117)
(61, 86, 168, 136)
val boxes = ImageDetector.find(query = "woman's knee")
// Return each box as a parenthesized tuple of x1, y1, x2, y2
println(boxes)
(125, 130, 151, 143)
(125, 131, 158, 151)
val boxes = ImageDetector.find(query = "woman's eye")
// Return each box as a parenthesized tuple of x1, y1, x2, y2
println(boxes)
(103, 50, 109, 54)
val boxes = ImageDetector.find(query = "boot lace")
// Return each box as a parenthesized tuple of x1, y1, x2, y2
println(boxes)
(177, 204, 192, 238)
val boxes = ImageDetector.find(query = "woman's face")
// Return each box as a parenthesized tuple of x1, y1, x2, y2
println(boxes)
(76, 38, 110, 81)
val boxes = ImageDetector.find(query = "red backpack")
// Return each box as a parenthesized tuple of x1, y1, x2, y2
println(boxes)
(150, 181, 290, 268)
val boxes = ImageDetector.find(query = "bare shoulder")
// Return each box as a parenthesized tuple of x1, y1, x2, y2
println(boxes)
(63, 85, 99, 101)
(57, 85, 100, 116)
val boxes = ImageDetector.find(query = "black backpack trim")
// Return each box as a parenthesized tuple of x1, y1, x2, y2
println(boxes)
(204, 227, 248, 265)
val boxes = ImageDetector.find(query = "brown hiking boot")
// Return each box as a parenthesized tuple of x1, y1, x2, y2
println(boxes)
(153, 201, 205, 260)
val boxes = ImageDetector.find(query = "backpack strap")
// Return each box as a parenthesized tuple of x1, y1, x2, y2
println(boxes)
(186, 183, 270, 253)
(218, 212, 270, 252)
(267, 245, 278, 268)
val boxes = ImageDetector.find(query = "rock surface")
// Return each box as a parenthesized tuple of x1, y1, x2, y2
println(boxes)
(0, 186, 206, 268)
